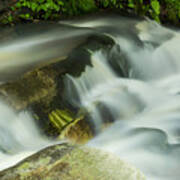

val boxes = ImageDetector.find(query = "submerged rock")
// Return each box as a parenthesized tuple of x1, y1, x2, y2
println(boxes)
(0, 33, 115, 142)
(0, 143, 145, 180)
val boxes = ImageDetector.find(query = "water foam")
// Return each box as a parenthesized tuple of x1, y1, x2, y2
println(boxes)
(63, 18, 180, 180)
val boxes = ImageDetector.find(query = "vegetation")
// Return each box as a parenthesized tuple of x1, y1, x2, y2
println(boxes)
(0, 0, 179, 26)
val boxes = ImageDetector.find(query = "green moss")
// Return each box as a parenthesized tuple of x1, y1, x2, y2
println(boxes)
(17, 162, 30, 171)
(0, 144, 145, 180)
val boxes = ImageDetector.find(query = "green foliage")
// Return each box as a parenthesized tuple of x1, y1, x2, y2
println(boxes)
(78, 0, 97, 13)
(98, 0, 161, 19)
(1, 0, 180, 26)
(65, 0, 97, 15)
(150, 0, 160, 22)
(14, 0, 65, 20)
(2, 0, 96, 24)
(164, 0, 180, 24)
(151, 0, 160, 15)
(98, 0, 179, 25)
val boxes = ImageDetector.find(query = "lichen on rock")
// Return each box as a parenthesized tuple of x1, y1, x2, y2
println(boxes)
(0, 143, 146, 180)
(0, 33, 115, 142)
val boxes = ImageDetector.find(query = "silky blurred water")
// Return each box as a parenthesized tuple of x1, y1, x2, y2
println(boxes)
(0, 14, 180, 179)
(64, 17, 180, 180)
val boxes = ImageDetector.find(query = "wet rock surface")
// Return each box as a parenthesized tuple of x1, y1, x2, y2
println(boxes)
(0, 143, 145, 180)
(0, 33, 146, 180)
(0, 33, 115, 141)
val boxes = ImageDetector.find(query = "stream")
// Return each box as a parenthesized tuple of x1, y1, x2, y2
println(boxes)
(0, 14, 180, 180)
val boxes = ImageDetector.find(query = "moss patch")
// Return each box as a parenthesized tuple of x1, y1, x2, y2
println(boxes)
(0, 144, 146, 180)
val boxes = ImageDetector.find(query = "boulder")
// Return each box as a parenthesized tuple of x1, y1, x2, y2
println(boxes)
(0, 143, 146, 180)
(0, 33, 115, 142)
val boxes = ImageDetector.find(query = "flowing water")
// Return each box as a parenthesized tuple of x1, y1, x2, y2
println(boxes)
(0, 14, 180, 179)
(63, 15, 180, 180)
(0, 101, 56, 170)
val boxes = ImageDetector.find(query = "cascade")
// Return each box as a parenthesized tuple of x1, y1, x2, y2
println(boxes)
(0, 15, 180, 179)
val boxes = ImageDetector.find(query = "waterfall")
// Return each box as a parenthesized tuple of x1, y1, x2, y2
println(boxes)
(63, 16, 180, 180)
(0, 101, 57, 170)
(0, 14, 180, 180)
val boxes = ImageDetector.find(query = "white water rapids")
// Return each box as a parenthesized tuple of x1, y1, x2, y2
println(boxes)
(63, 17, 180, 180)
(0, 102, 56, 170)
(0, 15, 179, 180)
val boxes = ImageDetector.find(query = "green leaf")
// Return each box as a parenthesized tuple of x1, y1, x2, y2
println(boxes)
(19, 13, 31, 19)
(128, 3, 135, 8)
(128, 0, 135, 8)
(31, 2, 37, 11)
(7, 15, 13, 22)
(25, 13, 30, 19)
(41, 4, 48, 11)
(111, 0, 116, 6)
(103, 0, 109, 7)
(36, 6, 42, 12)
(57, 1, 64, 6)
(54, 4, 60, 11)
(11, 6, 16, 11)
(151, 0, 160, 15)
(15, 2, 22, 8)
(43, 11, 51, 19)
(78, 0, 97, 12)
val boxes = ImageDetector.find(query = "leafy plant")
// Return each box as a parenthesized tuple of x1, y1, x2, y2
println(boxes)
(1, 0, 180, 26)
(164, 0, 180, 24)
(150, 0, 160, 22)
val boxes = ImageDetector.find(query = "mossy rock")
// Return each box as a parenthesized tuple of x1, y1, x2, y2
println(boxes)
(0, 33, 115, 143)
(0, 33, 114, 110)
(0, 143, 146, 180)
(48, 109, 93, 144)
(0, 68, 58, 111)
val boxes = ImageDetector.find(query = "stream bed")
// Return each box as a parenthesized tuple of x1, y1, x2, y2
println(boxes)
(0, 14, 180, 180)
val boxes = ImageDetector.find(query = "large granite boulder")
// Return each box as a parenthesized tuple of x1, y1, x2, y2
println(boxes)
(0, 143, 146, 180)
